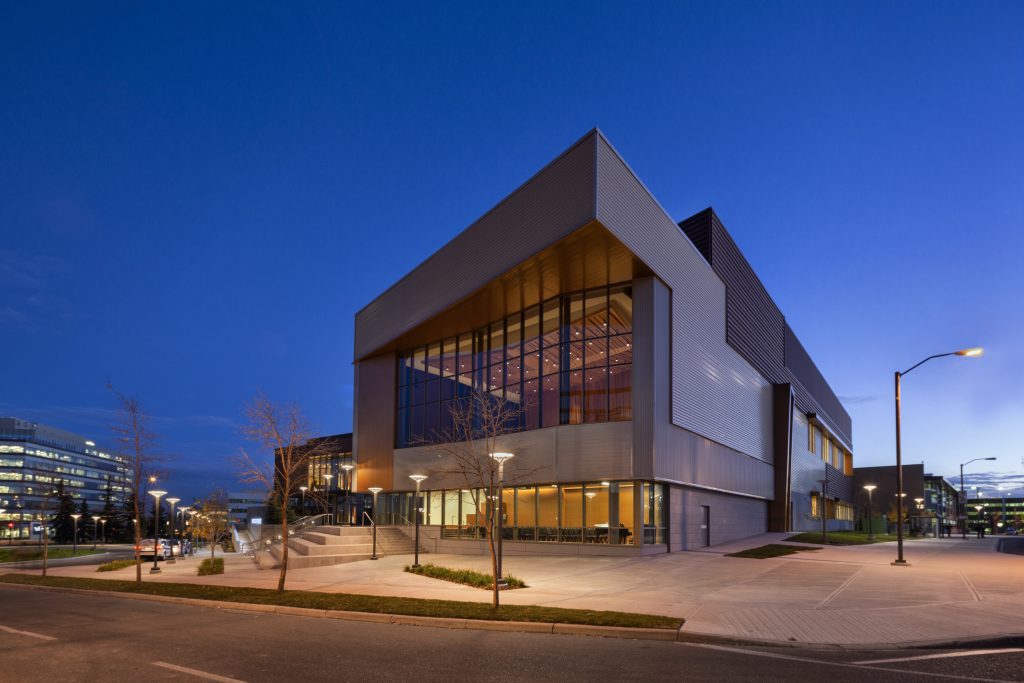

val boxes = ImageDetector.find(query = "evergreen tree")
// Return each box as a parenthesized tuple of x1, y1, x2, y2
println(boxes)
(119, 492, 138, 543)
(51, 480, 77, 544)
(78, 498, 91, 545)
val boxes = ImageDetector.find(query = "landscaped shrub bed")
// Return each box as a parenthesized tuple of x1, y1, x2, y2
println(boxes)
(405, 563, 527, 589)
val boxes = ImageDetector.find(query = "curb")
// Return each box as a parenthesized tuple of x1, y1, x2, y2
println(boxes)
(0, 583, 682, 642)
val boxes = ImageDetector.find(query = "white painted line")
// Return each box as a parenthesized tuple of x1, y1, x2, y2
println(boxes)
(854, 648, 1024, 665)
(153, 661, 248, 683)
(815, 565, 864, 610)
(678, 643, 1014, 682)
(0, 624, 57, 641)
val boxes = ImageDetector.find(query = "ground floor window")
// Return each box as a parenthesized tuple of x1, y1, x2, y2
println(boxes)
(374, 480, 667, 546)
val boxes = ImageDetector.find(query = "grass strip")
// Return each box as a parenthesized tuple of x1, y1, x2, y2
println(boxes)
(786, 532, 899, 546)
(97, 559, 138, 572)
(726, 544, 820, 559)
(0, 548, 103, 563)
(405, 563, 526, 589)
(197, 558, 224, 576)
(0, 573, 680, 629)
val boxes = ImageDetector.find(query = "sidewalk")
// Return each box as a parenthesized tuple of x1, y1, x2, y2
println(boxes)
(17, 533, 1024, 648)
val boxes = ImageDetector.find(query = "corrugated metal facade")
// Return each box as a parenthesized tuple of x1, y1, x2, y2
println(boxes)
(678, 208, 852, 449)
(595, 138, 772, 464)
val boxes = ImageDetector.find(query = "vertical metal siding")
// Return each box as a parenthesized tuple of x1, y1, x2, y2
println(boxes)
(785, 324, 852, 445)
(595, 136, 772, 463)
(631, 276, 655, 479)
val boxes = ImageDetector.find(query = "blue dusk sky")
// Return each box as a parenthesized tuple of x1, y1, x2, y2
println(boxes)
(2, 2, 1022, 502)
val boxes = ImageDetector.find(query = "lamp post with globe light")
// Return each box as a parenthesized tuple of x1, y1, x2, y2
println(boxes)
(91, 515, 100, 550)
(341, 463, 355, 525)
(863, 485, 877, 540)
(70, 513, 81, 554)
(368, 487, 383, 559)
(893, 347, 983, 565)
(490, 452, 514, 581)
(409, 475, 427, 568)
(166, 497, 180, 563)
(148, 490, 166, 572)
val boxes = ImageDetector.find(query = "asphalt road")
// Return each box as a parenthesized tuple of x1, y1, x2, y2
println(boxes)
(1, 586, 1022, 682)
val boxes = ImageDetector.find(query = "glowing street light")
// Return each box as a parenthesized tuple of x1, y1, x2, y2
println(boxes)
(490, 452, 514, 582)
(863, 485, 877, 541)
(148, 490, 167, 573)
(409, 474, 427, 568)
(70, 513, 82, 554)
(368, 487, 383, 560)
(91, 515, 100, 550)
(893, 347, 983, 565)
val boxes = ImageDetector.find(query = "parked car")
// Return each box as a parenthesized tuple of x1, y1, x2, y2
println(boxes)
(135, 538, 170, 560)
(1005, 527, 1018, 536)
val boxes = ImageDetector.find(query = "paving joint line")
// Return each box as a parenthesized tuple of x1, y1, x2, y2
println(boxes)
(814, 565, 864, 610)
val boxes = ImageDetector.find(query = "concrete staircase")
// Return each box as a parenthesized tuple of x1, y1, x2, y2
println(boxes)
(269, 525, 424, 569)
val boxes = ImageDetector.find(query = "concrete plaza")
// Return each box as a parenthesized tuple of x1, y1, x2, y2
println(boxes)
(22, 534, 1024, 648)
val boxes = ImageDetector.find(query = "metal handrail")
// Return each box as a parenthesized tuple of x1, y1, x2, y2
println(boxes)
(287, 513, 332, 538)
(362, 511, 375, 528)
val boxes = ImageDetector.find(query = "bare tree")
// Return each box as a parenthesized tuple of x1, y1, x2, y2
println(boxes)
(432, 388, 534, 608)
(108, 384, 160, 583)
(196, 489, 230, 559)
(235, 391, 329, 592)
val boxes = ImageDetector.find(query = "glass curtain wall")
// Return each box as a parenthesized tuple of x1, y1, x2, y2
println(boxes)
(396, 283, 632, 447)
(411, 480, 664, 546)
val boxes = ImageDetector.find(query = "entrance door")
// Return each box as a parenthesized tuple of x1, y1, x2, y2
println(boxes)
(700, 506, 710, 547)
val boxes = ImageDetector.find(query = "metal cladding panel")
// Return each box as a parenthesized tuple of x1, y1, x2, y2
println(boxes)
(352, 354, 397, 491)
(679, 208, 850, 449)
(670, 485, 769, 550)
(631, 276, 656, 480)
(654, 424, 774, 499)
(786, 324, 852, 446)
(595, 136, 771, 463)
(789, 412, 852, 501)
(354, 133, 599, 361)
(389, 422, 632, 491)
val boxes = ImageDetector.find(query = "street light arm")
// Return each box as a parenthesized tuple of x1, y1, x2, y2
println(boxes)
(899, 352, 956, 377)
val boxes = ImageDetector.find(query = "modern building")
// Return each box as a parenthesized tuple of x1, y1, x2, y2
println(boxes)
(227, 491, 268, 526)
(351, 130, 854, 553)
(278, 433, 365, 524)
(963, 493, 1024, 534)
(853, 464, 961, 536)
(0, 417, 129, 540)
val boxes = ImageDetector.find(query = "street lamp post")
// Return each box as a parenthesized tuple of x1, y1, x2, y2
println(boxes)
(323, 473, 334, 523)
(148, 490, 166, 573)
(863, 485, 877, 541)
(960, 457, 996, 539)
(299, 486, 308, 515)
(409, 475, 427, 568)
(179, 508, 190, 555)
(368, 487, 383, 560)
(70, 513, 81, 554)
(166, 497, 180, 563)
(893, 347, 983, 566)
(91, 515, 100, 550)
(913, 498, 925, 535)
(99, 518, 106, 545)
(490, 452, 514, 581)
(342, 464, 355, 525)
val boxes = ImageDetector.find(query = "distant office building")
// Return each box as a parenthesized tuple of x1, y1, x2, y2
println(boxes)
(351, 130, 855, 552)
(963, 493, 1024, 534)
(0, 417, 129, 540)
(853, 464, 961, 535)
(277, 433, 361, 523)
(227, 491, 268, 526)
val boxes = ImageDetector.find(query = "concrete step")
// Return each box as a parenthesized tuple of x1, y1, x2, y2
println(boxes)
(288, 537, 373, 556)
(299, 532, 375, 546)
(316, 526, 372, 538)
(285, 551, 373, 569)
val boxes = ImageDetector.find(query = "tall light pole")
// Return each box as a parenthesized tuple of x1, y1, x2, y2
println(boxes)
(894, 347, 983, 566)
(299, 486, 308, 515)
(368, 487, 383, 560)
(91, 515, 100, 550)
(179, 507, 190, 555)
(409, 475, 427, 568)
(99, 518, 106, 545)
(960, 457, 996, 539)
(148, 490, 166, 573)
(490, 452, 514, 581)
(863, 485, 877, 540)
(70, 513, 81, 554)
(166, 497, 180, 563)
(342, 463, 355, 525)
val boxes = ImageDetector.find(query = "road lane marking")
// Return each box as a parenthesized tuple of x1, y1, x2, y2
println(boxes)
(0, 625, 57, 641)
(153, 662, 248, 683)
(854, 648, 1024, 665)
(678, 643, 1014, 682)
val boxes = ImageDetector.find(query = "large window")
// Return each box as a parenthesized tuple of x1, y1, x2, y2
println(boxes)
(396, 283, 632, 447)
